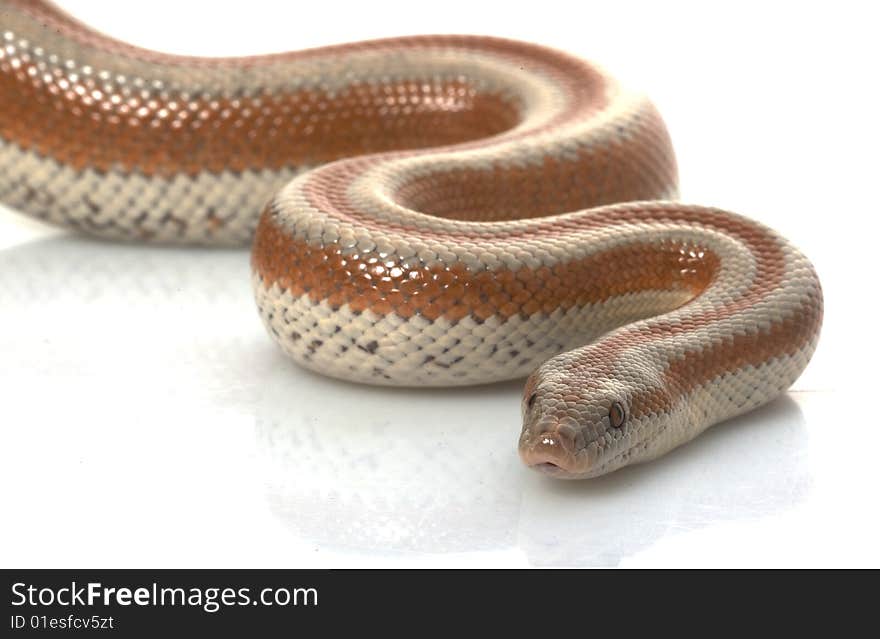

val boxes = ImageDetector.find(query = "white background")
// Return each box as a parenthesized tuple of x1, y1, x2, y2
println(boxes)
(1, 0, 877, 567)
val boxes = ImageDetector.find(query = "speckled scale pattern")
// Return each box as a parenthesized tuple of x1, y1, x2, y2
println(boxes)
(0, 0, 823, 477)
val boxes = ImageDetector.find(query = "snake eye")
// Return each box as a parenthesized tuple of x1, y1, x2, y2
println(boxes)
(609, 401, 626, 428)
(526, 393, 537, 410)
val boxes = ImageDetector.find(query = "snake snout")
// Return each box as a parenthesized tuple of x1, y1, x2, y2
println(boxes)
(519, 424, 580, 477)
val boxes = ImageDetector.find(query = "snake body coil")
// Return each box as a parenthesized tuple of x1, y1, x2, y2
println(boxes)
(0, 1, 823, 478)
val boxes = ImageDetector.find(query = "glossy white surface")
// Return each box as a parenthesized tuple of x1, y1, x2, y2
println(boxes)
(1, 0, 876, 567)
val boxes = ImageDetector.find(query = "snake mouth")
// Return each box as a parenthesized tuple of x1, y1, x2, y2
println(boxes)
(531, 462, 573, 477)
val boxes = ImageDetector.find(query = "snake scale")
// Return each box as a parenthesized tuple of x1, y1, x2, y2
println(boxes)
(0, 1, 822, 478)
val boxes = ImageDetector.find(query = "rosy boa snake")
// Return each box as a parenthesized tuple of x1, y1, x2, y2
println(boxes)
(0, 1, 823, 478)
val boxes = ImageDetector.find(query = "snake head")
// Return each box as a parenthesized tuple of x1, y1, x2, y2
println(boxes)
(518, 348, 680, 479)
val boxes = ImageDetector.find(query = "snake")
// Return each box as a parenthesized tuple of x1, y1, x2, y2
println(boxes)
(0, 1, 823, 479)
